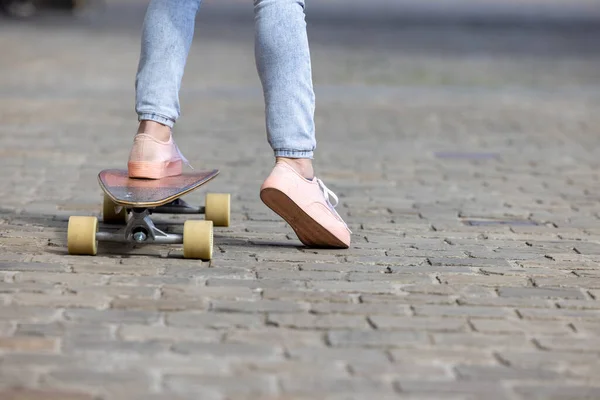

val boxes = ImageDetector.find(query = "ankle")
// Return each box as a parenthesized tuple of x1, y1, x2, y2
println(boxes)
(137, 120, 171, 142)
(276, 157, 314, 180)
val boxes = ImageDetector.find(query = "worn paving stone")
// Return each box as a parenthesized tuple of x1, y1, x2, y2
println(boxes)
(1, 0, 600, 398)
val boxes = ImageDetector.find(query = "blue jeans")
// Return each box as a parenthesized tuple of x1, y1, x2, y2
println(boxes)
(135, 0, 316, 159)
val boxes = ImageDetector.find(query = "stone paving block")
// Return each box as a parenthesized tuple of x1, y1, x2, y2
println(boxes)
(572, 321, 600, 335)
(287, 346, 390, 364)
(470, 319, 571, 335)
(0, 388, 97, 400)
(397, 380, 510, 398)
(257, 269, 345, 281)
(13, 271, 109, 286)
(0, 262, 68, 273)
(71, 262, 162, 276)
(369, 316, 469, 332)
(346, 272, 433, 285)
(161, 285, 259, 302)
(210, 299, 310, 314)
(110, 298, 207, 312)
(267, 313, 369, 330)
(0, 337, 60, 353)
(118, 325, 223, 343)
(496, 351, 600, 369)
(457, 296, 552, 308)
(165, 373, 279, 398)
(478, 265, 571, 279)
(344, 256, 429, 267)
(206, 278, 306, 290)
(64, 309, 161, 325)
(311, 302, 411, 316)
(104, 275, 193, 287)
(349, 362, 452, 381)
(12, 292, 110, 309)
(256, 252, 342, 264)
(163, 266, 254, 280)
(0, 306, 62, 324)
(361, 293, 457, 305)
(43, 369, 150, 397)
(279, 376, 395, 397)
(307, 281, 402, 294)
(391, 348, 496, 365)
(261, 288, 354, 303)
(517, 308, 600, 320)
(414, 305, 511, 318)
(498, 287, 587, 299)
(0, 353, 82, 370)
(0, 281, 60, 295)
(166, 311, 265, 329)
(432, 333, 535, 349)
(511, 384, 600, 400)
(63, 338, 169, 355)
(403, 284, 496, 297)
(116, 393, 199, 400)
(173, 342, 284, 361)
(327, 330, 430, 348)
(533, 276, 600, 289)
(438, 274, 531, 287)
(0, 366, 40, 388)
(225, 328, 325, 347)
(428, 258, 511, 268)
(555, 299, 600, 310)
(535, 337, 600, 353)
(298, 262, 386, 273)
(454, 365, 561, 381)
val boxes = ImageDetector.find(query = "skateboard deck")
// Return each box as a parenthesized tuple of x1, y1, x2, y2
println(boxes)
(98, 169, 219, 208)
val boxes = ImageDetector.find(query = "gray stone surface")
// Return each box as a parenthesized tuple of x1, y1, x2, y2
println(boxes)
(1, 0, 600, 398)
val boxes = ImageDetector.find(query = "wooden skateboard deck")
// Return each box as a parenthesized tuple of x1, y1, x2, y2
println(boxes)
(98, 169, 219, 208)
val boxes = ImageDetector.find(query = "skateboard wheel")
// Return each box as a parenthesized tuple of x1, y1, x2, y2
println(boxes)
(67, 216, 98, 256)
(183, 220, 213, 260)
(205, 193, 230, 227)
(103, 193, 127, 224)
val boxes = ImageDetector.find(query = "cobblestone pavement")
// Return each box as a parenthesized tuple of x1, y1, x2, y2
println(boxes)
(1, 2, 600, 399)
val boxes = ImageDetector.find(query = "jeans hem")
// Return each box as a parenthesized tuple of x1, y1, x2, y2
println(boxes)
(274, 149, 314, 159)
(138, 113, 175, 128)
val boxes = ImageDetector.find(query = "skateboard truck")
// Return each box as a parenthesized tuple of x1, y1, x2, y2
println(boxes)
(97, 208, 182, 245)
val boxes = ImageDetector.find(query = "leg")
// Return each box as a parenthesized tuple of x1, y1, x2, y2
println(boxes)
(128, 0, 201, 179)
(135, 0, 202, 140)
(254, 0, 315, 179)
(255, 0, 351, 248)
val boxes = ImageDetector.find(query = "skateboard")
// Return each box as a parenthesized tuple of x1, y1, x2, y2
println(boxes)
(67, 169, 230, 260)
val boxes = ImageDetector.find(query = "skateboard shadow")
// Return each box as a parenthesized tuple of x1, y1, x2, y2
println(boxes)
(1, 208, 309, 259)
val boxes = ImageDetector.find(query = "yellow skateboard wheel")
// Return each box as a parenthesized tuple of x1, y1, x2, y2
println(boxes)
(183, 220, 213, 260)
(102, 193, 127, 224)
(205, 193, 230, 227)
(67, 216, 98, 256)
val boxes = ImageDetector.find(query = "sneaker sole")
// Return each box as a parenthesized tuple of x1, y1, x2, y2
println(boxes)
(260, 187, 349, 249)
(128, 160, 182, 180)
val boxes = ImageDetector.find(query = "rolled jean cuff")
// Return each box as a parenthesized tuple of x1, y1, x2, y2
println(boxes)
(138, 113, 175, 128)
(273, 149, 314, 159)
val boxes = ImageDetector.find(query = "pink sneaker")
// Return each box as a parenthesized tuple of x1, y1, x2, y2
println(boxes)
(260, 162, 351, 248)
(127, 133, 188, 179)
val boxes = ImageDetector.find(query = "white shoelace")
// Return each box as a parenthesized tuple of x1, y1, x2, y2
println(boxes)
(174, 141, 193, 170)
(316, 178, 351, 232)
(317, 178, 339, 208)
